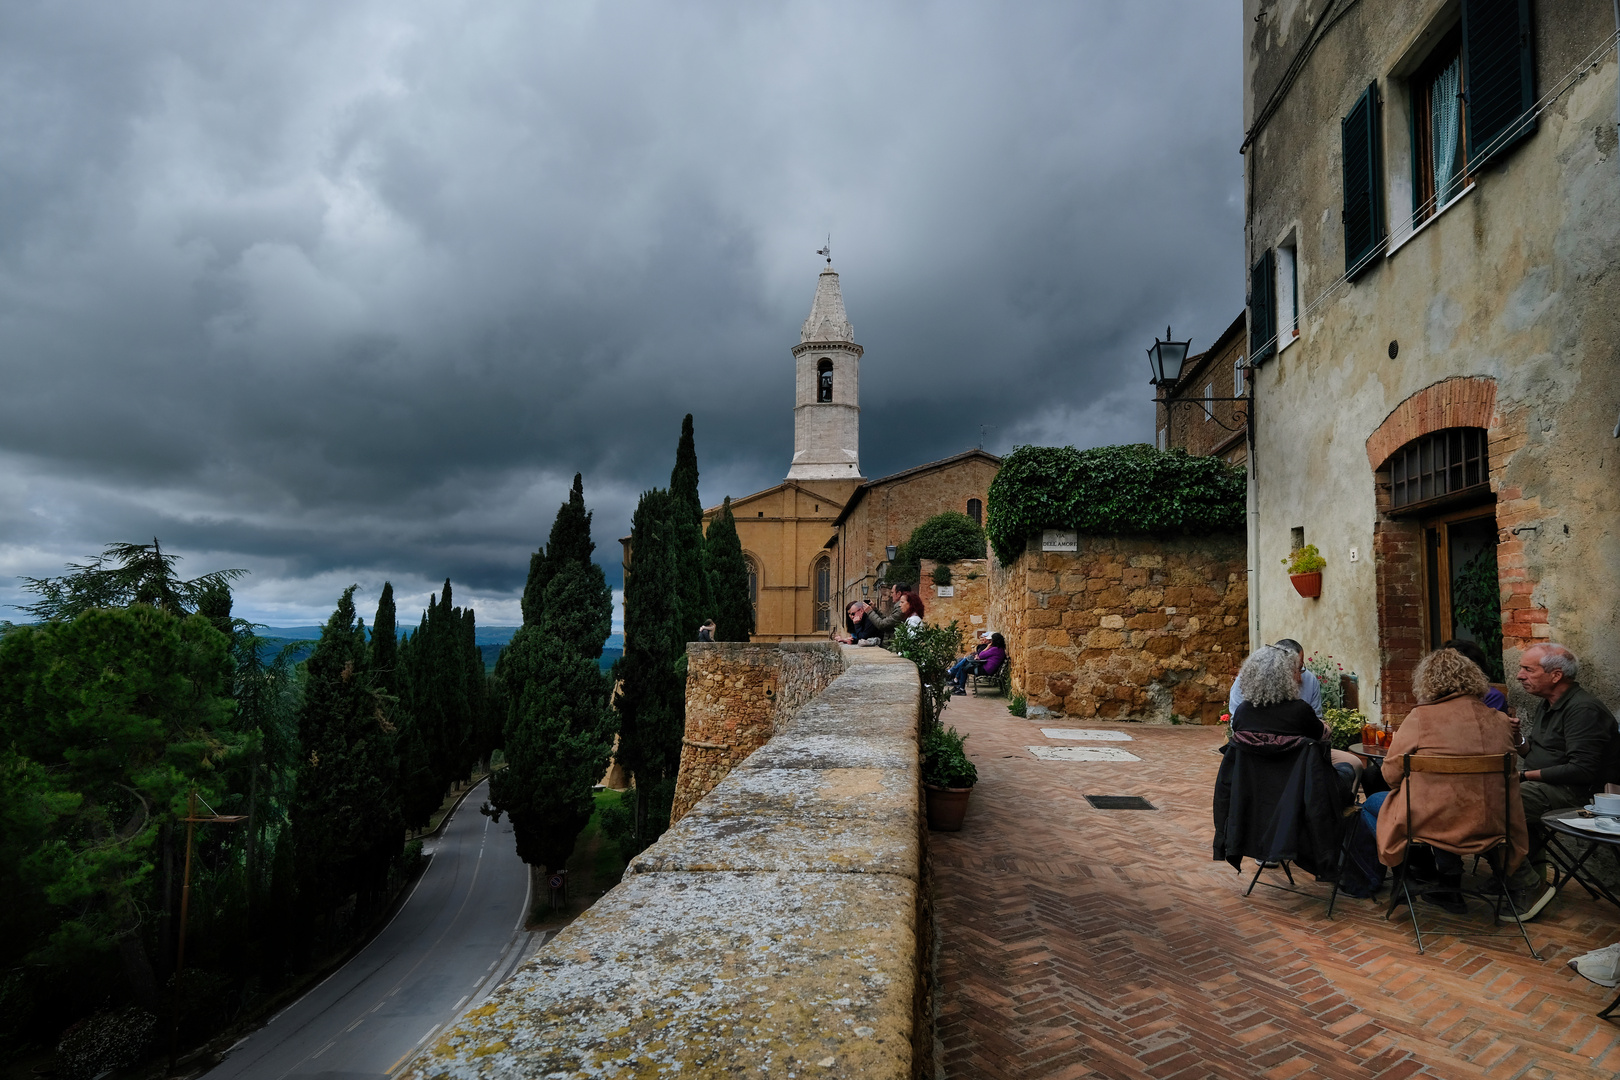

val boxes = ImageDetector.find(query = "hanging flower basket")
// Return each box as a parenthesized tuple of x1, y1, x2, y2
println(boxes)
(1290, 572, 1322, 599)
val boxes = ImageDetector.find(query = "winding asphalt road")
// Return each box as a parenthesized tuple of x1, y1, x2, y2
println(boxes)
(204, 779, 532, 1080)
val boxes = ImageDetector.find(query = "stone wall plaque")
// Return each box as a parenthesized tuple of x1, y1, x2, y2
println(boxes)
(1041, 529, 1078, 552)
(936, 585, 954, 597)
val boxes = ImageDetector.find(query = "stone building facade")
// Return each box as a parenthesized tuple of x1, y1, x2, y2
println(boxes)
(987, 534, 1248, 722)
(1154, 312, 1250, 465)
(1241, 0, 1620, 720)
(828, 450, 1001, 626)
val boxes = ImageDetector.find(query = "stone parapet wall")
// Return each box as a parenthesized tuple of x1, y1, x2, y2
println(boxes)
(671, 641, 845, 824)
(409, 646, 928, 1080)
(993, 534, 1248, 723)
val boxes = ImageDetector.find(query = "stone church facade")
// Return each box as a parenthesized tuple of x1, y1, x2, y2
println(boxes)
(707, 263, 996, 641)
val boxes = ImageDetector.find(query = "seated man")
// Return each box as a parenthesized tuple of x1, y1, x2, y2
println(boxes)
(1503, 643, 1620, 921)
(949, 633, 1006, 694)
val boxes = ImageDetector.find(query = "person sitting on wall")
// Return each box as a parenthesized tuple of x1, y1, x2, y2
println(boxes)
(1443, 638, 1509, 711)
(1339, 648, 1526, 911)
(833, 601, 881, 646)
(697, 619, 716, 642)
(1500, 643, 1620, 922)
(948, 633, 1006, 694)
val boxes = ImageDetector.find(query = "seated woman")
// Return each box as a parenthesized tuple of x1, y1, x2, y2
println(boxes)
(1442, 637, 1509, 711)
(1359, 647, 1526, 913)
(1231, 645, 1359, 796)
(949, 633, 1006, 694)
(832, 601, 880, 646)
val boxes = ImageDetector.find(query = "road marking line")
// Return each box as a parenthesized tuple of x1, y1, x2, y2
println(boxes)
(345, 1017, 364, 1032)
(371, 1001, 385, 1013)
(454, 995, 469, 1009)
(488, 960, 498, 971)
(385, 1049, 413, 1074)
(416, 1024, 440, 1046)
(312, 1041, 334, 1058)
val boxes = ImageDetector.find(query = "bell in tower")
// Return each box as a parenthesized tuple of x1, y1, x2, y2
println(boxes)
(786, 261, 864, 481)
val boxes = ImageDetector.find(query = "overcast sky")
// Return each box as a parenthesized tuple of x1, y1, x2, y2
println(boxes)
(0, 1, 1242, 628)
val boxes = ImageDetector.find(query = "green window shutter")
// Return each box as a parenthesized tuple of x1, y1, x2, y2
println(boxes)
(1341, 82, 1385, 276)
(1249, 249, 1276, 361)
(1462, 0, 1535, 168)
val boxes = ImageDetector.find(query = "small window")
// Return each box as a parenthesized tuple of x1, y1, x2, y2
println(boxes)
(966, 498, 983, 525)
(746, 557, 759, 613)
(1233, 357, 1246, 397)
(1204, 383, 1214, 421)
(1156, 427, 1168, 451)
(1411, 27, 1466, 225)
(813, 556, 831, 631)
(817, 359, 833, 402)
(1275, 243, 1298, 343)
(1389, 428, 1490, 510)
(1290, 526, 1305, 552)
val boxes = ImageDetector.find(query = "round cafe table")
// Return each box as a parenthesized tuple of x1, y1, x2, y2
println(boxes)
(1541, 807, 1620, 911)
(1347, 744, 1389, 797)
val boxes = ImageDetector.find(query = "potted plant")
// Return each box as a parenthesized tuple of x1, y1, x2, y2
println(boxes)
(1283, 544, 1326, 598)
(922, 723, 978, 831)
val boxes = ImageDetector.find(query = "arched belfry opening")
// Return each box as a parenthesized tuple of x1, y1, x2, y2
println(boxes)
(817, 359, 834, 402)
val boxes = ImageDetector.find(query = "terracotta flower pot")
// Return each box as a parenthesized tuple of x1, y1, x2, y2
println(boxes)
(1290, 571, 1322, 598)
(925, 783, 973, 831)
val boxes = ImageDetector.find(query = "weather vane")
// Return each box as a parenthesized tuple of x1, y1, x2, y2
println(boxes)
(817, 236, 831, 265)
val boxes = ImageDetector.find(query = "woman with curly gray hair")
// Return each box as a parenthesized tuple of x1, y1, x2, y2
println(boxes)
(1233, 645, 1361, 794)
(1361, 647, 1526, 914)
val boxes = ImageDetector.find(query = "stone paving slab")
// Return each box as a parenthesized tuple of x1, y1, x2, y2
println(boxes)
(933, 697, 1620, 1079)
(417, 871, 916, 1080)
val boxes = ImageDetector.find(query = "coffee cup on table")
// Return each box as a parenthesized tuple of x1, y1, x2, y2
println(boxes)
(1593, 793, 1620, 816)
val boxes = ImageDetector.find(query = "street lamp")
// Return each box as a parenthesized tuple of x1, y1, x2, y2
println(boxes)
(1146, 326, 1192, 388)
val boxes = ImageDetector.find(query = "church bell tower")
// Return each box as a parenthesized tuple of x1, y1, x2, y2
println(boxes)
(786, 261, 864, 481)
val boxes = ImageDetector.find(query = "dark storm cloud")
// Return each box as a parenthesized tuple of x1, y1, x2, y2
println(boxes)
(0, 0, 1242, 624)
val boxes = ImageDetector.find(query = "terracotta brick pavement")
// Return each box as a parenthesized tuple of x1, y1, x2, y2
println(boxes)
(931, 696, 1620, 1079)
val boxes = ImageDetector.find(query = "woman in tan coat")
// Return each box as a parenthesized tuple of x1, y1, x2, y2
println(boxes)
(1373, 648, 1527, 909)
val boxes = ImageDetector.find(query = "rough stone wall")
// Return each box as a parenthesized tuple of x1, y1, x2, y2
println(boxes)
(1243, 0, 1620, 720)
(670, 641, 844, 824)
(918, 558, 989, 651)
(993, 534, 1248, 723)
(410, 647, 927, 1080)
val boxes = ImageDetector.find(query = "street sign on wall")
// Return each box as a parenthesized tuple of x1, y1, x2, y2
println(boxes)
(1041, 529, 1078, 552)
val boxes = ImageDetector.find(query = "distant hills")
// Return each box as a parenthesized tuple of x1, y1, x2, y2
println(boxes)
(255, 626, 624, 673)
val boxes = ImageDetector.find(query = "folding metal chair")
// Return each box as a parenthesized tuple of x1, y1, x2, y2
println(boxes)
(1240, 739, 1357, 916)
(1384, 751, 1540, 958)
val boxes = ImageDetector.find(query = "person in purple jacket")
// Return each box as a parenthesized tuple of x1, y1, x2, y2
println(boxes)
(949, 633, 1006, 694)
(1444, 638, 1509, 711)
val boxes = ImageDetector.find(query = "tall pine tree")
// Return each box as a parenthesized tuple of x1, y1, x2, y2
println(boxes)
(616, 487, 686, 847)
(703, 496, 754, 641)
(492, 476, 615, 873)
(292, 587, 399, 923)
(669, 415, 711, 641)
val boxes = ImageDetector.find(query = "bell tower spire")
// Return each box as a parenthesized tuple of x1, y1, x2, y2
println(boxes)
(786, 260, 864, 481)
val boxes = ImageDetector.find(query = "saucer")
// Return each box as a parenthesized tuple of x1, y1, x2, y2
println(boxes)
(1584, 803, 1620, 818)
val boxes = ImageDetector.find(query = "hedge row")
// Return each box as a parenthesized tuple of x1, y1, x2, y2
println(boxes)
(985, 444, 1246, 564)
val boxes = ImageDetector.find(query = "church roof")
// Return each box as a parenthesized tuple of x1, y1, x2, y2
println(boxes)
(801, 265, 855, 344)
(830, 448, 1003, 527)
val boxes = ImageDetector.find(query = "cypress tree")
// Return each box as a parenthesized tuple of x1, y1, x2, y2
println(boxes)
(368, 584, 408, 881)
(703, 496, 754, 641)
(668, 415, 712, 640)
(616, 487, 686, 847)
(395, 627, 440, 831)
(292, 587, 397, 922)
(492, 475, 615, 872)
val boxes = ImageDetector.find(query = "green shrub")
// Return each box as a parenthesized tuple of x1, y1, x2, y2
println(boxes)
(1284, 544, 1326, 574)
(985, 444, 1246, 564)
(1323, 707, 1368, 751)
(921, 724, 978, 788)
(1008, 693, 1027, 718)
(888, 620, 961, 726)
(886, 512, 986, 587)
(931, 563, 952, 586)
(1305, 653, 1345, 709)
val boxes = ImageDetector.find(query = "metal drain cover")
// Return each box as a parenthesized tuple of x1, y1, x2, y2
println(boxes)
(1085, 795, 1156, 810)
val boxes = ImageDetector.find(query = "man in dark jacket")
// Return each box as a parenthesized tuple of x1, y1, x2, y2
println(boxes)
(1506, 643, 1620, 919)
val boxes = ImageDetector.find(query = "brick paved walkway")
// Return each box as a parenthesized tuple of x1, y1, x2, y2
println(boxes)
(931, 695, 1620, 1080)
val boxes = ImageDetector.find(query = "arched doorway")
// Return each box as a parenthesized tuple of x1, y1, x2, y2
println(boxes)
(1367, 377, 1505, 717)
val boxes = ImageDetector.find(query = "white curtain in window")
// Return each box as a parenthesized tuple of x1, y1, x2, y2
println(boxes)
(1430, 57, 1462, 208)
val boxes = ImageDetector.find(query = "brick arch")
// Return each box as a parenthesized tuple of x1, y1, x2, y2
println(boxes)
(1364, 376, 1498, 471)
